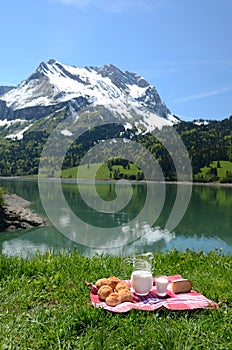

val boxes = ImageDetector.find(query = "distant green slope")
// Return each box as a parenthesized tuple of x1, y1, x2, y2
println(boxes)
(61, 162, 143, 180)
(194, 160, 232, 183)
(62, 160, 232, 183)
(1, 116, 232, 181)
(0, 187, 4, 206)
(61, 163, 111, 180)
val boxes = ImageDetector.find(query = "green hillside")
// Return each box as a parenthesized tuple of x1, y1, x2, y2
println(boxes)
(195, 160, 232, 183)
(61, 162, 143, 181)
(0, 187, 4, 206)
(61, 163, 110, 180)
(0, 115, 232, 182)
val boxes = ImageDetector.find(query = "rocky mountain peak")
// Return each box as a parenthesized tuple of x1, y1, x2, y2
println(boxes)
(0, 86, 15, 97)
(0, 59, 177, 140)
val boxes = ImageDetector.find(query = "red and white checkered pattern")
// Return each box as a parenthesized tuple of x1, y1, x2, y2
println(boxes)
(87, 275, 218, 313)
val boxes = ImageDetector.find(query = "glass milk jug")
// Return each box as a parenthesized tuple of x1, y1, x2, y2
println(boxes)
(124, 253, 153, 296)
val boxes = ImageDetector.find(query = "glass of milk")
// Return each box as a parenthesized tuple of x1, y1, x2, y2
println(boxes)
(125, 253, 153, 296)
(155, 276, 169, 296)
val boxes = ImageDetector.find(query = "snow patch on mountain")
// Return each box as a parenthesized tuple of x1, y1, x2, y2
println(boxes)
(61, 129, 73, 136)
(6, 123, 33, 140)
(0, 118, 28, 128)
(194, 120, 209, 126)
(167, 113, 180, 124)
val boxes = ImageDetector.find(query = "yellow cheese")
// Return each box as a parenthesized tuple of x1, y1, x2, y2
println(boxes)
(172, 279, 192, 293)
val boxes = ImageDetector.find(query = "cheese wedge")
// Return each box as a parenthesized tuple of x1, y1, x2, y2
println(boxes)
(172, 279, 192, 293)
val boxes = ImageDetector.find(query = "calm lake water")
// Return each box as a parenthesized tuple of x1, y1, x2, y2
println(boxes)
(0, 178, 231, 257)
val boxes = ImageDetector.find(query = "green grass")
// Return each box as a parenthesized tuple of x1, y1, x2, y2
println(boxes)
(0, 186, 6, 205)
(0, 249, 231, 349)
(61, 163, 141, 180)
(61, 163, 111, 180)
(195, 160, 232, 182)
(0, 187, 3, 206)
(109, 163, 142, 177)
(43, 160, 232, 183)
(209, 161, 232, 178)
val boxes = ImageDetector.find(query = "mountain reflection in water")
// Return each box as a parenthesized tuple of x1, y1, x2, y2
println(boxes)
(0, 178, 231, 257)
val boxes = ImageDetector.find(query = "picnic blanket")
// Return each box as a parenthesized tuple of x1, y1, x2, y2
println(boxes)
(87, 275, 218, 313)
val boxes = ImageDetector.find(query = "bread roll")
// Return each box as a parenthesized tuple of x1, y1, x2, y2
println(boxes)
(172, 279, 192, 293)
(108, 276, 121, 289)
(95, 278, 111, 289)
(118, 289, 133, 302)
(97, 285, 113, 300)
(105, 292, 121, 306)
(115, 281, 130, 292)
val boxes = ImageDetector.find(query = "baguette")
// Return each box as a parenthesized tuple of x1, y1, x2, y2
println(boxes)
(172, 279, 192, 293)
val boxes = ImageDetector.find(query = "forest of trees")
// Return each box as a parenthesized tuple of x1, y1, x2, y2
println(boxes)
(0, 115, 231, 182)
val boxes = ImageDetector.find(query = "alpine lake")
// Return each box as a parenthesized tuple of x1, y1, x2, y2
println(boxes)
(0, 178, 231, 257)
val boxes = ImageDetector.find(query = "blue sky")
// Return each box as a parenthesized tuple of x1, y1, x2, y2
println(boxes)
(1, 0, 231, 121)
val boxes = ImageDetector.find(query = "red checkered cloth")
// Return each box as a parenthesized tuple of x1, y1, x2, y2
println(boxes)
(87, 275, 218, 313)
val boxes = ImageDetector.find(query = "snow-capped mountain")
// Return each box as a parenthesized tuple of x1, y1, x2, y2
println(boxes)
(0, 86, 14, 97)
(0, 59, 177, 140)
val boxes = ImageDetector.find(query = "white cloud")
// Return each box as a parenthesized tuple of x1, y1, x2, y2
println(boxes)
(173, 86, 232, 103)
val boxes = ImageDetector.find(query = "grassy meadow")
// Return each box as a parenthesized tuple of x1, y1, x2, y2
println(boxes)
(0, 249, 231, 349)
(195, 160, 232, 183)
(61, 162, 142, 180)
(60, 160, 232, 183)
(61, 163, 111, 180)
(0, 186, 4, 205)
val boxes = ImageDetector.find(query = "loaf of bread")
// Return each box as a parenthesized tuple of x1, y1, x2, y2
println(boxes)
(172, 279, 192, 293)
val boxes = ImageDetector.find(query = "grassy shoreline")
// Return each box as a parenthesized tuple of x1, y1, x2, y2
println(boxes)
(1, 175, 232, 187)
(0, 249, 231, 349)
